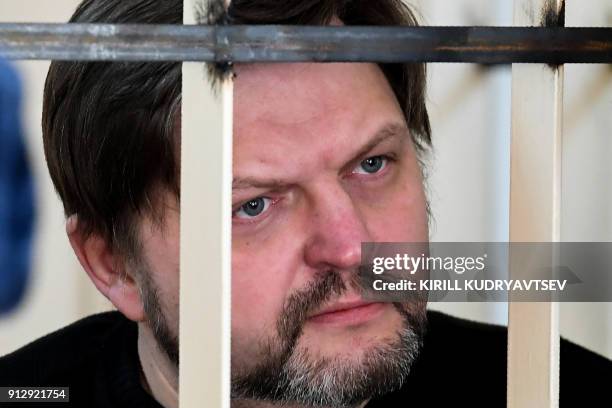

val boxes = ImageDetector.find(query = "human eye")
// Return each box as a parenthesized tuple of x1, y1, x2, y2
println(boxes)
(352, 155, 389, 175)
(233, 197, 272, 220)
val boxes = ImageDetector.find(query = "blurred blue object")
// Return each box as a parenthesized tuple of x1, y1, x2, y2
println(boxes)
(0, 59, 35, 314)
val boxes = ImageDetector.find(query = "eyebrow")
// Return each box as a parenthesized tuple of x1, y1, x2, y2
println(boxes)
(232, 122, 408, 191)
(347, 123, 408, 165)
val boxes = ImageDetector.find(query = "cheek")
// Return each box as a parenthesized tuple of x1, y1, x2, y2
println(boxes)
(231, 233, 301, 338)
(364, 166, 428, 242)
(146, 244, 179, 293)
(383, 187, 428, 241)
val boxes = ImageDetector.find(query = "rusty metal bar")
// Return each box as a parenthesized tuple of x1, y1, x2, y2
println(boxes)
(0, 23, 610, 63)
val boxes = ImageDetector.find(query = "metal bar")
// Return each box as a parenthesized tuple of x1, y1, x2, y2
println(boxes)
(507, 0, 563, 407)
(0, 23, 610, 63)
(179, 2, 232, 408)
(179, 69, 232, 406)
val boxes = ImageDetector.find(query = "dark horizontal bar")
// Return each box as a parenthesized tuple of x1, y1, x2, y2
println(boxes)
(0, 23, 610, 63)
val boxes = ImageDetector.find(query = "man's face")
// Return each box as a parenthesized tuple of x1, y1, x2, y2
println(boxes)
(230, 62, 429, 405)
(132, 61, 428, 406)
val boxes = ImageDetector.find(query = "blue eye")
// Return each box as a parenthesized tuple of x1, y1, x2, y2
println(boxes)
(235, 197, 271, 219)
(354, 156, 387, 174)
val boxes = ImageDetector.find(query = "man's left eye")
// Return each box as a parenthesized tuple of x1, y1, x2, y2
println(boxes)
(353, 156, 388, 175)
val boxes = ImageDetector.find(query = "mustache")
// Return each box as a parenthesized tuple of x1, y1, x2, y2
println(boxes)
(276, 268, 427, 347)
(277, 270, 362, 346)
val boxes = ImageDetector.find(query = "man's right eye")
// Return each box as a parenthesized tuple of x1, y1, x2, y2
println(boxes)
(234, 197, 272, 219)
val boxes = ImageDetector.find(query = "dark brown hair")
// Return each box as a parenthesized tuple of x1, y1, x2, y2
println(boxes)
(42, 0, 430, 258)
(43, 0, 182, 258)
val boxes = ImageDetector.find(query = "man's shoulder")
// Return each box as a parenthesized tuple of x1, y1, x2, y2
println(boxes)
(423, 310, 612, 381)
(0, 311, 133, 386)
(373, 310, 612, 407)
(424, 309, 507, 351)
(416, 310, 509, 381)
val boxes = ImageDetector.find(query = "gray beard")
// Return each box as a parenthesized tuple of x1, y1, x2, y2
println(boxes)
(137, 262, 425, 407)
(232, 325, 422, 407)
(137, 261, 180, 367)
(231, 271, 426, 407)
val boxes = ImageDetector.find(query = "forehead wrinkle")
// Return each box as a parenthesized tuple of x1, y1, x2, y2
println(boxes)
(233, 109, 345, 191)
(232, 122, 408, 192)
(235, 63, 376, 128)
(233, 62, 407, 193)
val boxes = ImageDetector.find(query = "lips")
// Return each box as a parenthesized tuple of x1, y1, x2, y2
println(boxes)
(308, 298, 386, 325)
(311, 300, 376, 317)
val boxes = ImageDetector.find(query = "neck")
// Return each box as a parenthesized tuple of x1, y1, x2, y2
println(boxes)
(138, 323, 179, 408)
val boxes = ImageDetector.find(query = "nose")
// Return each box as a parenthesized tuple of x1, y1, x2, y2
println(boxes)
(303, 183, 372, 272)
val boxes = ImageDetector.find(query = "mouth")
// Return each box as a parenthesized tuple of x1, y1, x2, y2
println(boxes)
(307, 298, 387, 326)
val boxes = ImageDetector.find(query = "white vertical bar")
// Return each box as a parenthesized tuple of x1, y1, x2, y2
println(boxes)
(180, 1, 232, 406)
(508, 1, 563, 407)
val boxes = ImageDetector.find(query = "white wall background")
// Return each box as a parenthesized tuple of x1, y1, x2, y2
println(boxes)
(0, 0, 610, 358)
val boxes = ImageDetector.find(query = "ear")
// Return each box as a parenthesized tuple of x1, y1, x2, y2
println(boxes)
(66, 215, 145, 322)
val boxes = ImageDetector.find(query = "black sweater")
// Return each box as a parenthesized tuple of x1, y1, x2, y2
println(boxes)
(0, 311, 610, 407)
